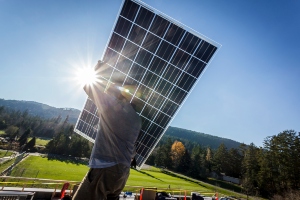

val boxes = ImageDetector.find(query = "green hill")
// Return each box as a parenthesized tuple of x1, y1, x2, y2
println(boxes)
(0, 99, 80, 124)
(164, 127, 243, 149)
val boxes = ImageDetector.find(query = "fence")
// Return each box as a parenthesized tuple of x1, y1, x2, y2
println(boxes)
(0, 176, 217, 199)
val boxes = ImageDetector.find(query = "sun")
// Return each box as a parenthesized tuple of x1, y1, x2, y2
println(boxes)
(75, 67, 97, 86)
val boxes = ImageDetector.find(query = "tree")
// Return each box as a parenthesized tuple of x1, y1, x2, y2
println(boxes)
(155, 146, 168, 167)
(46, 131, 68, 155)
(46, 124, 91, 157)
(190, 152, 201, 179)
(256, 147, 272, 197)
(0, 107, 7, 129)
(0, 120, 7, 129)
(205, 147, 213, 173)
(260, 130, 300, 194)
(145, 153, 155, 165)
(171, 140, 185, 168)
(23, 137, 36, 152)
(68, 135, 91, 157)
(62, 115, 69, 128)
(177, 149, 191, 174)
(241, 143, 260, 195)
(18, 128, 31, 147)
(5, 125, 19, 138)
(164, 138, 174, 169)
(0, 106, 4, 115)
(242, 176, 255, 199)
(155, 145, 171, 168)
(227, 148, 243, 177)
(22, 109, 29, 119)
(189, 145, 206, 179)
(54, 115, 62, 124)
(154, 138, 173, 169)
(212, 143, 229, 174)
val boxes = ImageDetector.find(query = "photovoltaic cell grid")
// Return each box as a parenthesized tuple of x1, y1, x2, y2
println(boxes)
(74, 0, 220, 168)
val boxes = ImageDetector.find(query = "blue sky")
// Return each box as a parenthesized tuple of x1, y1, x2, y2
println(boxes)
(0, 0, 299, 147)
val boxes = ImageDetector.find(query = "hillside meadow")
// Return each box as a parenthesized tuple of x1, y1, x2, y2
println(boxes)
(0, 155, 254, 199)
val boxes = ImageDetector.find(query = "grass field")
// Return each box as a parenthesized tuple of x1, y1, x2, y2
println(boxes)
(128, 168, 211, 192)
(0, 158, 16, 172)
(11, 156, 88, 181)
(3, 155, 253, 199)
(0, 130, 5, 135)
(0, 150, 13, 158)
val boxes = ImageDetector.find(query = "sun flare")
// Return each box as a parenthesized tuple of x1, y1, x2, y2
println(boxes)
(76, 67, 97, 86)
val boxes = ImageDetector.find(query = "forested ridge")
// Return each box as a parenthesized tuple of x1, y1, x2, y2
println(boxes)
(0, 99, 80, 124)
(1, 99, 243, 149)
(164, 126, 242, 150)
(1, 101, 300, 198)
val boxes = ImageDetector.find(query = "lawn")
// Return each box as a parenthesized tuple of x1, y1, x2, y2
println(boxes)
(11, 156, 88, 181)
(0, 158, 16, 172)
(11, 156, 210, 192)
(0, 130, 5, 135)
(3, 155, 253, 199)
(0, 150, 13, 158)
(11, 156, 200, 189)
(128, 168, 212, 193)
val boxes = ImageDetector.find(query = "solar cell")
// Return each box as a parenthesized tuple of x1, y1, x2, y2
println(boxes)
(74, 0, 220, 168)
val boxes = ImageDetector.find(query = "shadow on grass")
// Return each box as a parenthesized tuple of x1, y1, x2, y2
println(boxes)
(205, 178, 242, 193)
(134, 168, 164, 182)
(162, 170, 243, 193)
(46, 154, 88, 165)
(161, 170, 207, 188)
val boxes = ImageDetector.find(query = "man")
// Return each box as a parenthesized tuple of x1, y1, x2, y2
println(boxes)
(73, 69, 141, 200)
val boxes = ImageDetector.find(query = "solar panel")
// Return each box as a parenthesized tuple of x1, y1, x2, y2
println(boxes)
(74, 0, 220, 168)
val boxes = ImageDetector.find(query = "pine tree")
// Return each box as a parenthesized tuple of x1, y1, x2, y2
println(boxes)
(227, 148, 242, 177)
(261, 130, 300, 194)
(190, 152, 201, 178)
(212, 143, 229, 174)
(241, 143, 259, 195)
(189, 145, 206, 179)
(18, 128, 31, 147)
(177, 149, 191, 174)
(164, 138, 173, 169)
(23, 137, 36, 152)
(155, 146, 167, 167)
